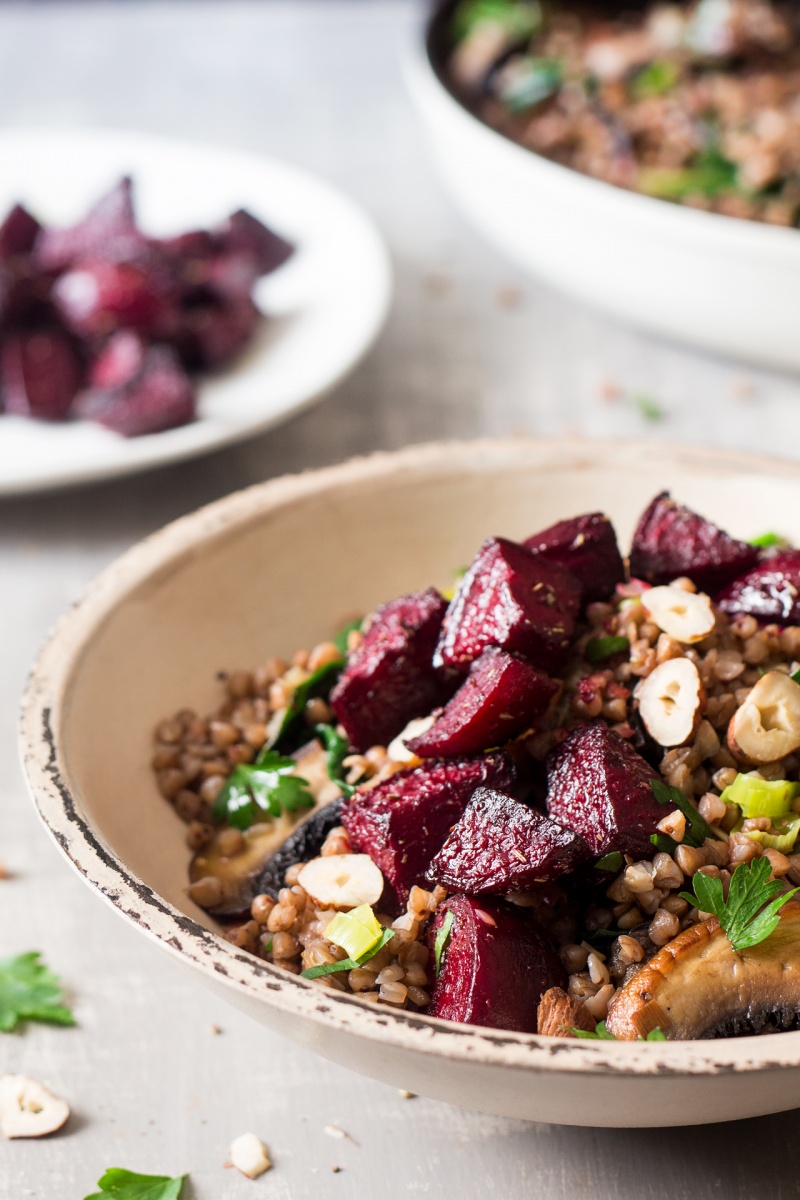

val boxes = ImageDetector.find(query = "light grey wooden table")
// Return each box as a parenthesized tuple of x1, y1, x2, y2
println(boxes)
(4, 2, 800, 1197)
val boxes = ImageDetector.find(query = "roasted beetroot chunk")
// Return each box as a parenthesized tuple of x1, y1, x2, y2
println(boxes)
(35, 177, 143, 273)
(1, 329, 82, 420)
(523, 512, 625, 604)
(341, 752, 516, 909)
(429, 787, 589, 893)
(53, 260, 171, 340)
(545, 722, 663, 858)
(331, 588, 448, 753)
(427, 895, 565, 1032)
(75, 342, 195, 436)
(407, 647, 557, 759)
(0, 204, 41, 259)
(435, 537, 581, 675)
(629, 492, 758, 593)
(717, 551, 800, 625)
(214, 208, 294, 276)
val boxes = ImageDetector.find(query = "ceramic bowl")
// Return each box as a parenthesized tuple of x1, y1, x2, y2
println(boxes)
(20, 438, 800, 1128)
(406, 6, 800, 372)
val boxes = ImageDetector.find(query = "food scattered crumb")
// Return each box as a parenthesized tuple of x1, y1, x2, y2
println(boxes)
(423, 272, 452, 298)
(0, 861, 8, 880)
(0, 1076, 70, 1139)
(495, 284, 522, 310)
(229, 1132, 272, 1179)
(599, 378, 621, 402)
(324, 1123, 358, 1145)
(209, 1023, 222, 1035)
(731, 375, 756, 401)
(398, 1090, 416, 1099)
(331, 1165, 343, 1174)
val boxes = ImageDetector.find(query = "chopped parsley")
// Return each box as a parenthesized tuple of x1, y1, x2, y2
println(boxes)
(84, 1169, 187, 1200)
(213, 749, 314, 830)
(630, 59, 680, 100)
(267, 659, 344, 752)
(315, 722, 356, 798)
(434, 909, 455, 977)
(498, 56, 562, 113)
(639, 148, 739, 201)
(453, 0, 541, 43)
(0, 952, 75, 1033)
(680, 856, 799, 952)
(749, 531, 787, 549)
(595, 851, 624, 873)
(585, 635, 629, 663)
(568, 1021, 666, 1041)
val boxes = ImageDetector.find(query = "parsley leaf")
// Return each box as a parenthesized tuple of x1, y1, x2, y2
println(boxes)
(680, 857, 799, 952)
(595, 851, 624, 873)
(585, 636, 629, 663)
(333, 618, 362, 656)
(213, 749, 314, 830)
(0, 952, 75, 1033)
(630, 58, 680, 100)
(301, 927, 394, 980)
(315, 723, 356, 799)
(749, 531, 787, 549)
(651, 778, 711, 849)
(453, 0, 541, 43)
(267, 660, 344, 752)
(568, 1021, 666, 1041)
(434, 909, 455, 977)
(84, 1168, 187, 1200)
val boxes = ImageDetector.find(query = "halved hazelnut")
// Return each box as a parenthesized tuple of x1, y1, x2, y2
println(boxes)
(230, 1131, 272, 1179)
(388, 715, 435, 765)
(297, 853, 383, 909)
(635, 657, 705, 747)
(727, 671, 800, 764)
(0, 1075, 69, 1139)
(641, 586, 715, 644)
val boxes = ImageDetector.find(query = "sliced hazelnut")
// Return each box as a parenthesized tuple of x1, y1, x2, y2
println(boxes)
(388, 715, 435, 765)
(297, 853, 383, 909)
(641, 586, 715, 644)
(230, 1131, 272, 1179)
(0, 1075, 69, 1139)
(635, 657, 705, 747)
(537, 986, 596, 1037)
(727, 671, 800, 764)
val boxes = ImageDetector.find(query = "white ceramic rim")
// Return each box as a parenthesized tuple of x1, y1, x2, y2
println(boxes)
(410, 9, 800, 263)
(20, 437, 800, 1080)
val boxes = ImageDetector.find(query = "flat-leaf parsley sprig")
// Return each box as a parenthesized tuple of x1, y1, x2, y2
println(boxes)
(213, 749, 313, 830)
(680, 857, 799, 952)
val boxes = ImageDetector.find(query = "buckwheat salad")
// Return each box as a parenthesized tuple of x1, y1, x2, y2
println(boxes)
(153, 493, 800, 1041)
(442, 0, 800, 227)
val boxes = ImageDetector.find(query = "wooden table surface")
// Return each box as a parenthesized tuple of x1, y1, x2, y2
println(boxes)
(4, 2, 800, 1196)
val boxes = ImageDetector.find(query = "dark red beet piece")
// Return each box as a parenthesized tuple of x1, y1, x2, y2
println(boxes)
(546, 722, 663, 858)
(0, 204, 41, 259)
(427, 895, 565, 1032)
(1, 330, 82, 420)
(435, 537, 581, 674)
(35, 177, 143, 272)
(429, 787, 589, 893)
(717, 551, 800, 625)
(88, 329, 146, 389)
(331, 588, 449, 754)
(53, 260, 169, 339)
(214, 209, 294, 276)
(406, 647, 557, 759)
(75, 343, 195, 436)
(341, 752, 516, 910)
(176, 291, 260, 369)
(629, 492, 758, 593)
(523, 512, 625, 604)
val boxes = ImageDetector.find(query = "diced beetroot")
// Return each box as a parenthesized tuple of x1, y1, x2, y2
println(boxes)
(214, 209, 294, 276)
(176, 291, 260, 369)
(35, 177, 144, 272)
(717, 551, 800, 625)
(331, 588, 449, 753)
(426, 895, 565, 1032)
(53, 260, 169, 339)
(406, 647, 557, 759)
(0, 204, 41, 259)
(523, 512, 625, 604)
(429, 787, 589, 893)
(629, 492, 758, 593)
(1, 329, 82, 420)
(546, 722, 663, 858)
(341, 752, 516, 910)
(435, 537, 581, 674)
(88, 329, 147, 389)
(75, 343, 195, 436)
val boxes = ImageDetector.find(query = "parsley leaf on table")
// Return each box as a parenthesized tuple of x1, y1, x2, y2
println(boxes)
(680, 857, 799, 952)
(0, 952, 75, 1033)
(84, 1168, 187, 1200)
(213, 749, 314, 830)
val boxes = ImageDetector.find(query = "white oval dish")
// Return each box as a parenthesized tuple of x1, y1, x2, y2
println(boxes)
(406, 13, 800, 372)
(20, 438, 800, 1127)
(0, 128, 392, 495)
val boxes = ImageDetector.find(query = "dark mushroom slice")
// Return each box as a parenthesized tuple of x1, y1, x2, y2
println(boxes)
(606, 903, 800, 1040)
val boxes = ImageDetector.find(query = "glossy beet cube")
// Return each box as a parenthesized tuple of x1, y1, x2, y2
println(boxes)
(0, 204, 41, 259)
(214, 208, 294, 276)
(427, 895, 565, 1032)
(176, 291, 260, 369)
(53, 260, 169, 339)
(341, 752, 516, 910)
(35, 177, 144, 272)
(1, 330, 82, 420)
(406, 647, 557, 759)
(75, 342, 195, 437)
(629, 492, 758, 593)
(435, 537, 581, 675)
(717, 551, 800, 625)
(429, 787, 589, 893)
(546, 722, 662, 858)
(523, 512, 624, 604)
(331, 588, 449, 753)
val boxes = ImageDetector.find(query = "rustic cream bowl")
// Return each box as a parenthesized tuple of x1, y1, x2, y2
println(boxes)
(20, 439, 800, 1127)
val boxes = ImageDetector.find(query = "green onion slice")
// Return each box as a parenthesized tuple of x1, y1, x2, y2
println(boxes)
(720, 773, 800, 821)
(324, 905, 383, 961)
(300, 927, 394, 981)
(585, 636, 629, 663)
(746, 817, 800, 855)
(434, 909, 455, 977)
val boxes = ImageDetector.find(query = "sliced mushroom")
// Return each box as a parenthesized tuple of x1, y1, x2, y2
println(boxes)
(0, 1075, 70, 1139)
(727, 671, 800, 765)
(606, 902, 800, 1039)
(635, 657, 705, 747)
(641, 586, 715, 644)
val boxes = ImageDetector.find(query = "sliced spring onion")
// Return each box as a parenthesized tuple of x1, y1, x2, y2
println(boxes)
(595, 851, 624, 873)
(745, 817, 800, 855)
(300, 927, 394, 981)
(630, 58, 679, 100)
(749, 531, 787, 549)
(453, 0, 541, 43)
(324, 904, 384, 961)
(434, 909, 455, 977)
(720, 773, 800, 820)
(585, 636, 629, 663)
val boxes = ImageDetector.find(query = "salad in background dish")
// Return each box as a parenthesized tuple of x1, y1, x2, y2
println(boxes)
(153, 493, 800, 1040)
(443, 0, 800, 226)
(0, 177, 292, 436)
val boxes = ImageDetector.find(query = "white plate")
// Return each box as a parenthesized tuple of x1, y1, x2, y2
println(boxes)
(0, 128, 392, 495)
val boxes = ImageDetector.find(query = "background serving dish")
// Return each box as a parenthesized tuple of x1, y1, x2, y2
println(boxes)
(407, 3, 800, 373)
(20, 438, 800, 1129)
(0, 128, 391, 495)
